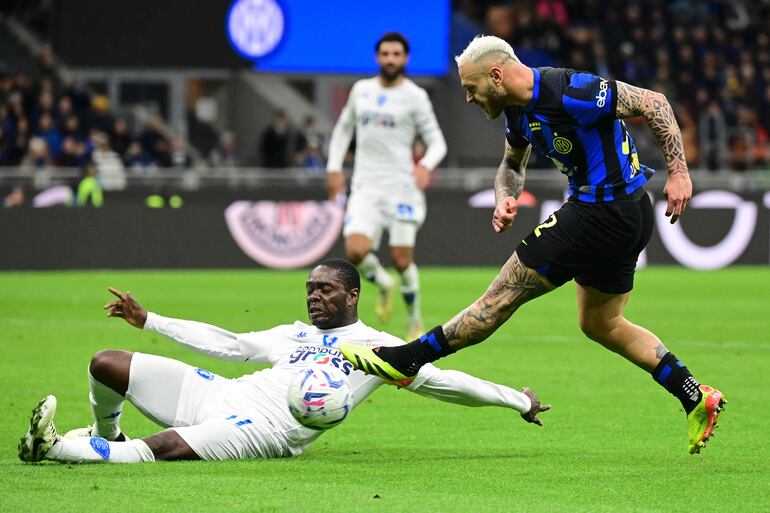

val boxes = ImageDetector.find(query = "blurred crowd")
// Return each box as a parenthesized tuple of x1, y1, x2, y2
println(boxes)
(455, 0, 770, 171)
(0, 62, 192, 183)
(259, 111, 327, 172)
(2, 0, 768, 206)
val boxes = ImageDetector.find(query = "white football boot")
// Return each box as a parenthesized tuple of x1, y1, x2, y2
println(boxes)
(18, 395, 61, 462)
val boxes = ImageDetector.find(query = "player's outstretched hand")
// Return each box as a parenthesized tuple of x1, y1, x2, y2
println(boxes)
(492, 196, 518, 233)
(520, 387, 551, 427)
(662, 172, 692, 224)
(104, 287, 147, 329)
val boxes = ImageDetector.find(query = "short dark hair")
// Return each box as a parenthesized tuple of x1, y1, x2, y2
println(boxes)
(318, 258, 360, 292)
(375, 32, 410, 54)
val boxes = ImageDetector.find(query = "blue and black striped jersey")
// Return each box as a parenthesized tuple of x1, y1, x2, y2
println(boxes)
(505, 67, 654, 203)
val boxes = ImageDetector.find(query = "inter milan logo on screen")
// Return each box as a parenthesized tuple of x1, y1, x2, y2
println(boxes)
(226, 0, 285, 59)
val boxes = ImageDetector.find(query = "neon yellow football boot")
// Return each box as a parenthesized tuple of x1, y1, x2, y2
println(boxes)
(339, 343, 415, 386)
(687, 385, 726, 454)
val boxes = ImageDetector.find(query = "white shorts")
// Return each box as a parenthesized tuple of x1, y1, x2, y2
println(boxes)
(343, 187, 426, 249)
(127, 352, 291, 460)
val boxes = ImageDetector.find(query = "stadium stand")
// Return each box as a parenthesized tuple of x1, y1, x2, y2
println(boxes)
(1, 0, 768, 210)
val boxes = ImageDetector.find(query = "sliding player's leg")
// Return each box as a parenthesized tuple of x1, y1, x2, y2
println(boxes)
(79, 351, 196, 440)
(19, 354, 258, 463)
(18, 395, 156, 463)
(19, 352, 229, 463)
(18, 394, 196, 463)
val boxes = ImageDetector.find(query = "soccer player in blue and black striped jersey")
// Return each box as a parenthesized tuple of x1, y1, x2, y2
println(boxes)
(340, 35, 725, 454)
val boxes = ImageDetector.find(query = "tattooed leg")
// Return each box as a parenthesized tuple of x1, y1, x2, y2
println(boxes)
(576, 284, 667, 372)
(443, 252, 554, 351)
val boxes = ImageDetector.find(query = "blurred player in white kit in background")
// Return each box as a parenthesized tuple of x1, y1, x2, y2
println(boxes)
(326, 32, 447, 340)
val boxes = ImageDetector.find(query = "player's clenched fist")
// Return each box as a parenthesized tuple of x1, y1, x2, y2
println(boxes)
(104, 287, 147, 329)
(492, 196, 518, 233)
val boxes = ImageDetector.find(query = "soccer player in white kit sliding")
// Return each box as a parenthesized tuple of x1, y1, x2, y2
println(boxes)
(327, 32, 447, 341)
(18, 259, 549, 464)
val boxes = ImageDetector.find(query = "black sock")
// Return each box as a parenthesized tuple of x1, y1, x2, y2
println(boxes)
(651, 352, 702, 414)
(374, 326, 456, 376)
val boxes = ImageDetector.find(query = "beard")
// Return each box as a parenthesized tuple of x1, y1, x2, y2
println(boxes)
(379, 64, 405, 81)
(482, 86, 508, 119)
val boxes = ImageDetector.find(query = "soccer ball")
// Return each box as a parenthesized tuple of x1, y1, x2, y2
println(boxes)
(287, 365, 353, 430)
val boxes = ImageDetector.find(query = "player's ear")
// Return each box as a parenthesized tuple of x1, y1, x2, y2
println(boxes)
(490, 66, 504, 85)
(347, 288, 360, 306)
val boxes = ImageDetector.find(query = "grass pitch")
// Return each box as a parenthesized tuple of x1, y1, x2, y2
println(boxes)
(1, 267, 768, 513)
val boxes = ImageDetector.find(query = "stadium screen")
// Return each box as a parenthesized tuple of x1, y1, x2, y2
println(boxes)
(226, 0, 450, 76)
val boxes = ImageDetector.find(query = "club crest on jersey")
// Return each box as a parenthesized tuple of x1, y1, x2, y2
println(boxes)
(377, 94, 387, 106)
(322, 335, 338, 347)
(553, 136, 573, 154)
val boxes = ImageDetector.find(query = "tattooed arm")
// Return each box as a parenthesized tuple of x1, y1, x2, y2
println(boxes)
(443, 252, 552, 349)
(615, 81, 692, 224)
(492, 139, 532, 233)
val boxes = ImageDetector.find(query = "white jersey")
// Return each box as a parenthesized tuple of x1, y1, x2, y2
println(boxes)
(326, 77, 447, 191)
(144, 313, 530, 455)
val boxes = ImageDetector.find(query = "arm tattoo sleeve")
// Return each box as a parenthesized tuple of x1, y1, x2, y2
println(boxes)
(495, 142, 531, 203)
(443, 252, 551, 349)
(615, 81, 688, 176)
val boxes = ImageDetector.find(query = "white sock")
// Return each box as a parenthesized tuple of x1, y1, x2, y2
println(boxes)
(357, 253, 393, 291)
(399, 263, 421, 320)
(89, 370, 124, 439)
(46, 438, 155, 464)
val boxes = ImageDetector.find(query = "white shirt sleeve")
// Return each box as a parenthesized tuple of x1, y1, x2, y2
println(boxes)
(414, 90, 447, 171)
(346, 327, 531, 412)
(404, 363, 532, 413)
(236, 326, 290, 364)
(326, 83, 358, 172)
(143, 312, 247, 361)
(143, 312, 287, 363)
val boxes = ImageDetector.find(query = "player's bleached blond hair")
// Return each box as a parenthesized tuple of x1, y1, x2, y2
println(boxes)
(454, 35, 520, 67)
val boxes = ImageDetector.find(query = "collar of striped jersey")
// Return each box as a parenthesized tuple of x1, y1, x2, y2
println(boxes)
(524, 67, 541, 111)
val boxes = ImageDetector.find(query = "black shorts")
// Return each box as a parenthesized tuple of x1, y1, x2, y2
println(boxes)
(516, 189, 653, 294)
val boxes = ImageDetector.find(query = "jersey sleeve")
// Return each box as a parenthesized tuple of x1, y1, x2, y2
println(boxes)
(237, 324, 295, 364)
(326, 82, 358, 172)
(413, 89, 447, 170)
(561, 71, 617, 127)
(404, 363, 532, 413)
(143, 312, 246, 361)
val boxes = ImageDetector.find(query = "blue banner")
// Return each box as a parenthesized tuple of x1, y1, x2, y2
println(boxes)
(226, 0, 450, 76)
